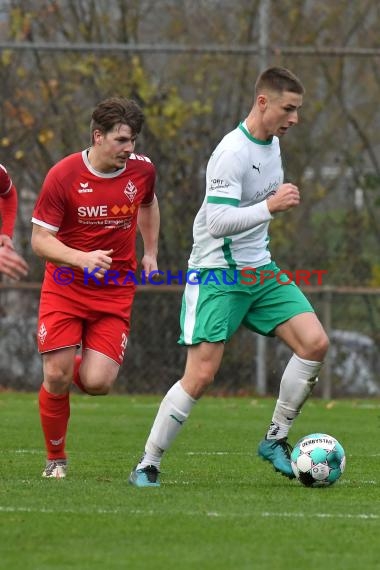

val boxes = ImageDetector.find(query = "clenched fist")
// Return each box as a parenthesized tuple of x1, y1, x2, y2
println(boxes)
(267, 183, 300, 213)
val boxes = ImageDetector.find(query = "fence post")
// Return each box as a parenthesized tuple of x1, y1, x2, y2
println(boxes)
(321, 287, 333, 399)
(255, 334, 267, 395)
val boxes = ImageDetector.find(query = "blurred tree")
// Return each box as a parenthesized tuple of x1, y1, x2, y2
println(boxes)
(0, 0, 379, 288)
(0, 0, 380, 391)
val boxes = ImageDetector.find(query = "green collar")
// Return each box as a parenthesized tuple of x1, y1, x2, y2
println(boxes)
(238, 122, 273, 145)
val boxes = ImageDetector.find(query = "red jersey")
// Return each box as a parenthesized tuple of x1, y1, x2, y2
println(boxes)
(0, 163, 18, 237)
(32, 150, 156, 296)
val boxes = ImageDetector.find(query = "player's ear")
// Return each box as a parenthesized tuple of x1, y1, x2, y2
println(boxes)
(257, 94, 268, 111)
(93, 129, 104, 145)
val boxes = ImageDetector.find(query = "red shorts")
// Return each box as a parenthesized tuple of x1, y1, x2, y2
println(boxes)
(37, 285, 133, 365)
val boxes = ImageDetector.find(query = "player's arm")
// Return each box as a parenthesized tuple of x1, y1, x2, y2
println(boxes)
(0, 184, 18, 244)
(137, 194, 159, 273)
(31, 223, 113, 279)
(206, 147, 299, 238)
(205, 149, 271, 238)
(206, 183, 299, 238)
(207, 201, 272, 238)
(0, 178, 29, 279)
(0, 164, 17, 245)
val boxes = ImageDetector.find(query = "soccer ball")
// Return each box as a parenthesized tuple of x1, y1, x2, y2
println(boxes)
(291, 433, 346, 487)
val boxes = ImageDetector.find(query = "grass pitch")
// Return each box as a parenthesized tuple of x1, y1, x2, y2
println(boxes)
(0, 392, 379, 570)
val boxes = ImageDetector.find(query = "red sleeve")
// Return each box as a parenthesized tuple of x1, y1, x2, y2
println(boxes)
(0, 164, 12, 197)
(32, 167, 66, 230)
(141, 165, 156, 205)
(0, 184, 18, 238)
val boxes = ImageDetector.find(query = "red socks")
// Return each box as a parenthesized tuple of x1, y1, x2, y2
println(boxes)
(39, 385, 70, 460)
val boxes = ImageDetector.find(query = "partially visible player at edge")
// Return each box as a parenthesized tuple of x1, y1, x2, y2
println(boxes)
(0, 163, 29, 280)
(31, 97, 159, 479)
(129, 67, 329, 487)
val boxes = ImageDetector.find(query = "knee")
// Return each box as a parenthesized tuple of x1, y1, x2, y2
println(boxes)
(315, 330, 330, 359)
(81, 374, 114, 396)
(194, 357, 218, 387)
(182, 364, 215, 397)
(44, 363, 72, 392)
(302, 330, 330, 361)
(86, 386, 110, 396)
(182, 343, 224, 398)
(86, 385, 110, 396)
(198, 367, 215, 388)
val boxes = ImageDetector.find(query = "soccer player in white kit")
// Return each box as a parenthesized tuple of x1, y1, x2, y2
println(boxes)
(129, 67, 329, 487)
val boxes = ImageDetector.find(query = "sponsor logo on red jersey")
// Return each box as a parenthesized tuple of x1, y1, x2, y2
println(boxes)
(77, 204, 137, 218)
(124, 179, 138, 202)
(77, 182, 93, 193)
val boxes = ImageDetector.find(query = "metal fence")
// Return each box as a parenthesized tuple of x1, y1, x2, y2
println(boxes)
(1, 282, 379, 397)
(1, 2, 380, 398)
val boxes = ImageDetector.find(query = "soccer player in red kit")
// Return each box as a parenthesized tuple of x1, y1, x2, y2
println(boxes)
(0, 163, 29, 280)
(31, 97, 160, 478)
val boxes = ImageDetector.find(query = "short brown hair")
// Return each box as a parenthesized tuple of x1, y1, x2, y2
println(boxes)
(90, 97, 144, 142)
(255, 67, 305, 97)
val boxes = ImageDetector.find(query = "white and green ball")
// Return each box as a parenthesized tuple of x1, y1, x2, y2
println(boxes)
(291, 433, 346, 487)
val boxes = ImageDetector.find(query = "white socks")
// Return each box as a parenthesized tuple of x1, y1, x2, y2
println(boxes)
(137, 355, 322, 470)
(266, 354, 322, 440)
(137, 381, 196, 470)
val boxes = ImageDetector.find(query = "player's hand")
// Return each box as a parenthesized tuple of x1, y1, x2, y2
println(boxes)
(82, 249, 113, 279)
(266, 183, 300, 213)
(0, 246, 29, 280)
(0, 234, 15, 249)
(141, 254, 158, 275)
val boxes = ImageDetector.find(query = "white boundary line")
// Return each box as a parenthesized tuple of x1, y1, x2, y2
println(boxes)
(0, 506, 378, 520)
(7, 448, 380, 458)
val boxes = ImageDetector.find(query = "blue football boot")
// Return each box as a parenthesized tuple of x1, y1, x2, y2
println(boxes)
(129, 464, 160, 487)
(258, 437, 295, 479)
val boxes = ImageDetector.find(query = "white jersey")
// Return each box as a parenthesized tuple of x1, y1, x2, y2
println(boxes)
(188, 122, 283, 269)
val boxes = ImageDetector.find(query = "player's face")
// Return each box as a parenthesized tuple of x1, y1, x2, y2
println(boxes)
(262, 91, 303, 138)
(94, 124, 137, 171)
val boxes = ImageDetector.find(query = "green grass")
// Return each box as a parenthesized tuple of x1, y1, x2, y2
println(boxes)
(1, 393, 380, 570)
